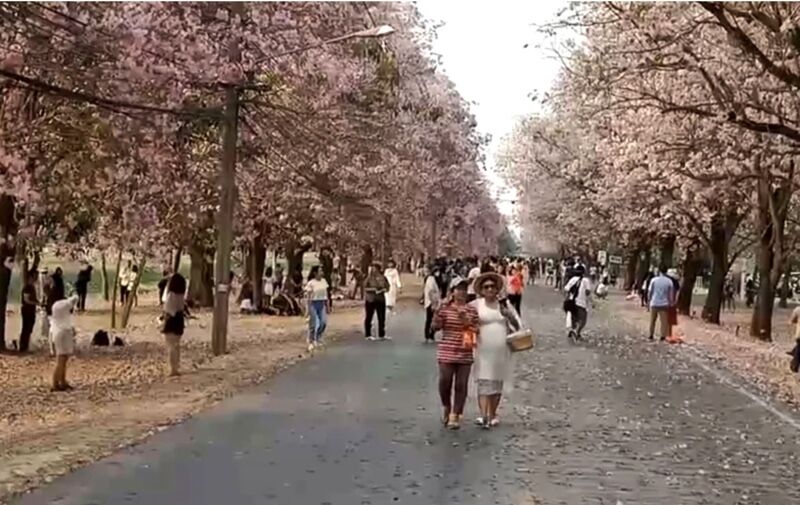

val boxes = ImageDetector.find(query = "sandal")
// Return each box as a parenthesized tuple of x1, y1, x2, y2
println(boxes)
(447, 413, 460, 430)
(442, 408, 451, 426)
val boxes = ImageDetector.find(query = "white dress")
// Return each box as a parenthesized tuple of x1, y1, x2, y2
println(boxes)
(472, 298, 516, 395)
(384, 268, 402, 307)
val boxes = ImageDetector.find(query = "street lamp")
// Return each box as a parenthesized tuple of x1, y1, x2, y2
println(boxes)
(212, 23, 396, 356)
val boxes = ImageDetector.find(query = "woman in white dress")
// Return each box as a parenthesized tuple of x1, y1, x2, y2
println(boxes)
(383, 260, 402, 314)
(471, 272, 521, 429)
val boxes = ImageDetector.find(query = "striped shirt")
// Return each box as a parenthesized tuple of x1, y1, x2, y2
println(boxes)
(433, 302, 479, 364)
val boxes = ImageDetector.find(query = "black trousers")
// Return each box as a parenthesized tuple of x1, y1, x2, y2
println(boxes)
(19, 306, 36, 352)
(424, 306, 435, 341)
(365, 299, 386, 338)
(77, 288, 88, 311)
(507, 294, 522, 316)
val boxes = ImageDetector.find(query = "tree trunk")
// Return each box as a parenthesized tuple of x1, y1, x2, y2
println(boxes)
(249, 237, 266, 309)
(172, 248, 182, 274)
(701, 215, 731, 324)
(677, 244, 702, 316)
(0, 194, 17, 350)
(381, 214, 392, 266)
(751, 234, 775, 340)
(428, 211, 437, 262)
(338, 254, 348, 287)
(121, 258, 146, 328)
(188, 242, 214, 307)
(110, 250, 122, 329)
(658, 234, 676, 268)
(286, 239, 312, 279)
(635, 246, 652, 289)
(100, 253, 110, 302)
(623, 246, 639, 292)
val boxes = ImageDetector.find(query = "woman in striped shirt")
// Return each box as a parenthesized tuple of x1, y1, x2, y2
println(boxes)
(432, 277, 479, 430)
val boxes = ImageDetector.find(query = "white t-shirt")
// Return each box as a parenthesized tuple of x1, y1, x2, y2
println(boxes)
(305, 278, 329, 301)
(792, 306, 800, 338)
(565, 276, 592, 309)
(424, 276, 441, 308)
(467, 267, 481, 295)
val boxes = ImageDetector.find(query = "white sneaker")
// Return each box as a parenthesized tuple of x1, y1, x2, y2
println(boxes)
(475, 417, 485, 426)
(380, 336, 392, 341)
(366, 336, 378, 341)
(308, 343, 315, 352)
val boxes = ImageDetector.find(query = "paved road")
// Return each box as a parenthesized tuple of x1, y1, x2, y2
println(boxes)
(15, 287, 800, 505)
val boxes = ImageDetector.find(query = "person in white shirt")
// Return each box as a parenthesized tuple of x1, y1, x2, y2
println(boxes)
(50, 295, 79, 391)
(564, 265, 592, 340)
(423, 267, 442, 343)
(383, 260, 402, 314)
(263, 266, 275, 306)
(305, 266, 330, 351)
(466, 263, 481, 302)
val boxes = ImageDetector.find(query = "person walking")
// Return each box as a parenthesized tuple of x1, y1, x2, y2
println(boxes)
(18, 271, 38, 353)
(74, 264, 93, 312)
(564, 264, 592, 340)
(648, 265, 674, 341)
(665, 268, 683, 344)
(50, 295, 79, 391)
(161, 273, 187, 376)
(383, 260, 402, 315)
(432, 277, 478, 430)
(472, 271, 521, 429)
(305, 266, 329, 351)
(364, 263, 390, 341)
(506, 265, 524, 316)
(423, 267, 442, 342)
(466, 261, 481, 303)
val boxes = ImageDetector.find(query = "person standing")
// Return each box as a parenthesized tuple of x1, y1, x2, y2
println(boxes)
(50, 296, 79, 391)
(74, 264, 93, 312)
(383, 260, 402, 315)
(423, 267, 442, 343)
(162, 273, 187, 376)
(648, 265, 675, 341)
(18, 271, 38, 353)
(564, 264, 592, 340)
(364, 263, 390, 341)
(432, 277, 478, 430)
(305, 266, 329, 351)
(471, 272, 521, 429)
(666, 268, 683, 344)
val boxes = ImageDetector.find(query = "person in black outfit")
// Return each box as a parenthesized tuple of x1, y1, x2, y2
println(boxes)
(19, 272, 38, 353)
(47, 267, 66, 315)
(364, 263, 390, 340)
(75, 265, 93, 312)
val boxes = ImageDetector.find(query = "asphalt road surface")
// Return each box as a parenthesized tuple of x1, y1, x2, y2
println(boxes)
(14, 287, 800, 505)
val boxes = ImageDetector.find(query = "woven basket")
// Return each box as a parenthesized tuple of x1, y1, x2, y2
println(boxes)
(506, 329, 534, 352)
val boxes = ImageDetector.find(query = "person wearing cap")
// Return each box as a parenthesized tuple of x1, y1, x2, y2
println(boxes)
(50, 295, 79, 391)
(432, 276, 479, 430)
(471, 271, 521, 429)
(647, 264, 675, 341)
(364, 262, 390, 341)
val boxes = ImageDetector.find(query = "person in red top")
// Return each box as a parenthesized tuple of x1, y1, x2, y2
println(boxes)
(507, 266, 524, 316)
(433, 276, 479, 430)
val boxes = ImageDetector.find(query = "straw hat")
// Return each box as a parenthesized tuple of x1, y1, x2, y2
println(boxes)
(473, 271, 505, 294)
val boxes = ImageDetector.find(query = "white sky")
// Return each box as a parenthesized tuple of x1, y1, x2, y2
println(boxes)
(415, 0, 566, 229)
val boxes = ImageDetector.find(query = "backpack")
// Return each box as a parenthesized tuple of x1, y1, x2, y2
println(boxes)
(563, 276, 583, 313)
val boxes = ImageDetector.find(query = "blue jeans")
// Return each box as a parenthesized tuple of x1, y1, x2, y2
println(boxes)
(308, 300, 328, 343)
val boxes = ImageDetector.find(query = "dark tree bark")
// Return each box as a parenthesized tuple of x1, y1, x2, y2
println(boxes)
(338, 254, 348, 287)
(677, 242, 702, 316)
(286, 239, 313, 279)
(658, 234, 676, 268)
(188, 242, 214, 307)
(248, 237, 266, 309)
(701, 216, 730, 324)
(623, 246, 640, 292)
(100, 253, 110, 301)
(635, 246, 652, 289)
(110, 250, 122, 329)
(172, 248, 182, 274)
(381, 214, 392, 266)
(0, 195, 16, 351)
(751, 172, 791, 341)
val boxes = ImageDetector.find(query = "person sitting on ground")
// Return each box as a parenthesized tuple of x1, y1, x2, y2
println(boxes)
(238, 277, 257, 314)
(50, 295, 79, 392)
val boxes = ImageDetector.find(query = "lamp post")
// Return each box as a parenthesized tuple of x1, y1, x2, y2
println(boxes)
(211, 23, 395, 356)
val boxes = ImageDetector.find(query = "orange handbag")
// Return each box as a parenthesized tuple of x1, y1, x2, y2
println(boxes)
(462, 328, 477, 350)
